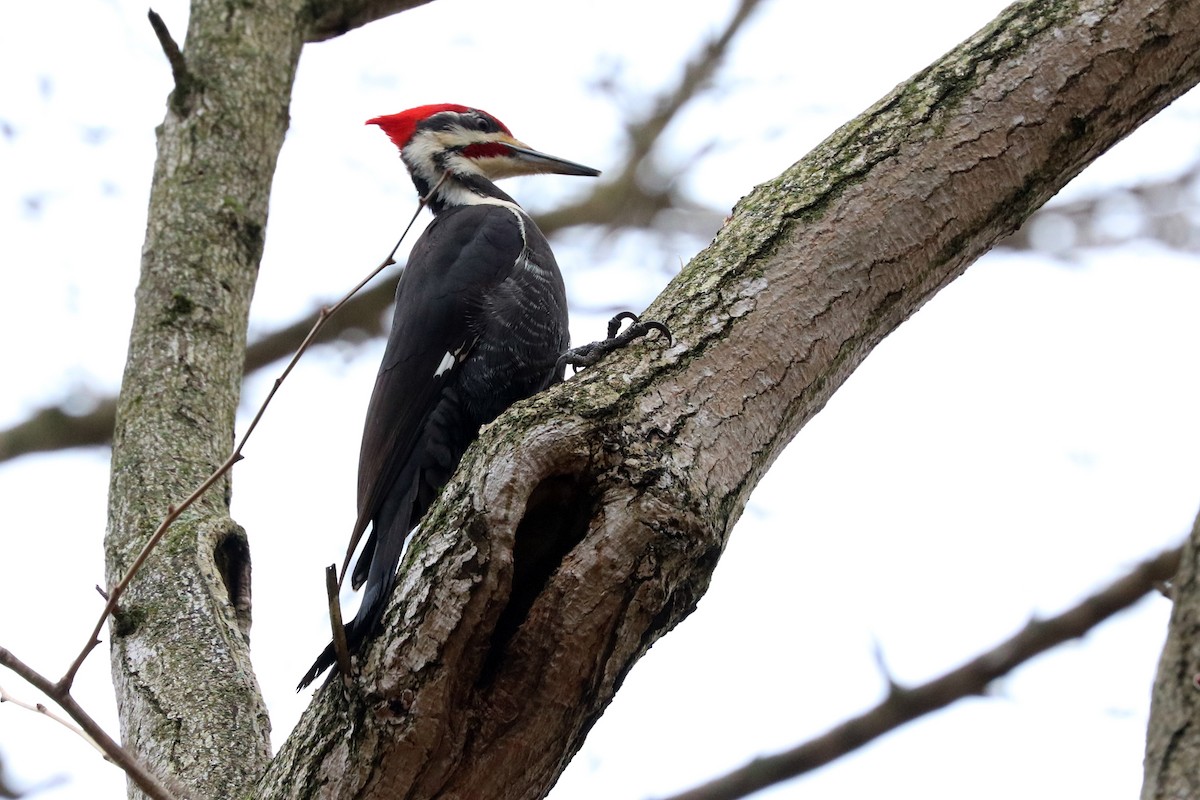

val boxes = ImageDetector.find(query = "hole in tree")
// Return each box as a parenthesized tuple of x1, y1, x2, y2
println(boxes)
(214, 529, 252, 641)
(479, 473, 595, 686)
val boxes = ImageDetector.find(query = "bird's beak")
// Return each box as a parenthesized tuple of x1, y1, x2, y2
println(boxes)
(501, 142, 601, 177)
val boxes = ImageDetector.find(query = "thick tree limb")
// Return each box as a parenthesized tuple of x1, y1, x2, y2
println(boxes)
(259, 1, 1200, 797)
(662, 544, 1183, 800)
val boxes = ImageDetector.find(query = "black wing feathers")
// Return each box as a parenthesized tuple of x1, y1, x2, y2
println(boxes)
(300, 204, 568, 690)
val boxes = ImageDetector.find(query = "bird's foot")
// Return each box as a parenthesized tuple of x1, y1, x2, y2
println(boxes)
(557, 311, 673, 374)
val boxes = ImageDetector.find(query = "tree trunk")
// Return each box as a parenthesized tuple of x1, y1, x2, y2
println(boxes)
(106, 3, 298, 797)
(1142, 505, 1200, 799)
(104, 0, 427, 797)
(248, 0, 1200, 797)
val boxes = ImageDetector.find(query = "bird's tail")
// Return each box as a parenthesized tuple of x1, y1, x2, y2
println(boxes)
(296, 610, 374, 690)
(297, 484, 417, 691)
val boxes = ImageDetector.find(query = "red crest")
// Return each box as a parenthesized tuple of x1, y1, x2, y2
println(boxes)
(367, 104, 507, 150)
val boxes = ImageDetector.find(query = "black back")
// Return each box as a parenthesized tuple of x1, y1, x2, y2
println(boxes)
(298, 201, 568, 689)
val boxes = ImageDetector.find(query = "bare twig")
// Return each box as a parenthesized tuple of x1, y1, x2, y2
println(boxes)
(147, 10, 186, 85)
(0, 683, 108, 761)
(0, 196, 431, 800)
(59, 195, 431, 692)
(147, 9, 194, 117)
(659, 544, 1184, 800)
(0, 284, 396, 462)
(0, 648, 181, 800)
(0, 4, 751, 464)
(536, 0, 762, 234)
(325, 564, 354, 685)
(303, 0, 437, 43)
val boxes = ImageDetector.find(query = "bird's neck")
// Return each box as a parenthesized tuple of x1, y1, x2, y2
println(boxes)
(406, 157, 520, 215)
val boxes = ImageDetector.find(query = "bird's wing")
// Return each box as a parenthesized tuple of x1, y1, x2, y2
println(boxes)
(340, 204, 529, 582)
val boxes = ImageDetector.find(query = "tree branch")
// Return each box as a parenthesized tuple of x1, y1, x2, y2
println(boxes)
(0, 399, 117, 462)
(660, 544, 1183, 800)
(0, 0, 751, 465)
(0, 279, 394, 463)
(102, 0, 307, 793)
(0, 683, 108, 761)
(146, 9, 193, 115)
(301, 0, 437, 42)
(535, 0, 761, 233)
(260, 1, 1200, 796)
(1141, 504, 1200, 796)
(0, 648, 182, 800)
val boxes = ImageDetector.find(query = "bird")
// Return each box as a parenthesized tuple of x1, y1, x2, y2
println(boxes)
(299, 104, 622, 690)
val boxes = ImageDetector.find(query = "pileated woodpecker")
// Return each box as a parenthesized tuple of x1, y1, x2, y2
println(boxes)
(298, 104, 666, 689)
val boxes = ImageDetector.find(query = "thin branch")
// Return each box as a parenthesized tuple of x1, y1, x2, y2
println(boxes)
(147, 10, 187, 88)
(146, 9, 195, 116)
(0, 399, 117, 462)
(0, 198, 429, 799)
(303, 0, 437, 43)
(0, 279, 394, 463)
(59, 197, 430, 692)
(324, 564, 354, 684)
(0, 683, 108, 761)
(0, 2, 750, 463)
(659, 544, 1184, 800)
(536, 0, 762, 233)
(0, 648, 182, 800)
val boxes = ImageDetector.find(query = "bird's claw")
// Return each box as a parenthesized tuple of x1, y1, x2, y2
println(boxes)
(558, 312, 673, 375)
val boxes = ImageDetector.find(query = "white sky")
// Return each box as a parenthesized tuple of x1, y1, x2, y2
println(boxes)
(2, 0, 1199, 798)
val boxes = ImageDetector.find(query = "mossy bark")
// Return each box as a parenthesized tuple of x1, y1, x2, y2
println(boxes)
(105, 1, 301, 797)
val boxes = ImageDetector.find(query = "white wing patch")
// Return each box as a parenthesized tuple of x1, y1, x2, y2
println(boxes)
(435, 340, 476, 378)
(434, 351, 456, 377)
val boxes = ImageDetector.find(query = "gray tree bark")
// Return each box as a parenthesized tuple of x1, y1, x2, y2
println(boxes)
(1142, 505, 1200, 799)
(105, 1, 430, 798)
(104, 0, 1200, 798)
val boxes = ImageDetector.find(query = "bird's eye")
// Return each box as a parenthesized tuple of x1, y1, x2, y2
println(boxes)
(474, 116, 492, 132)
